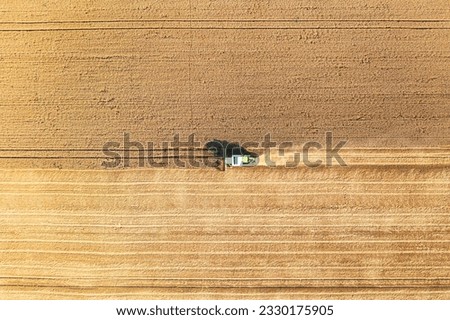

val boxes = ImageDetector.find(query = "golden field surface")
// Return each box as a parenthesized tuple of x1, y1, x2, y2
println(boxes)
(0, 1, 449, 299)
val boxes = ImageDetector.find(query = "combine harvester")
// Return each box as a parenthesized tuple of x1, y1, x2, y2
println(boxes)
(206, 139, 259, 169)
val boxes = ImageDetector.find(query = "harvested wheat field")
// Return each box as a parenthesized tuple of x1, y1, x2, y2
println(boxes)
(0, 1, 449, 299)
